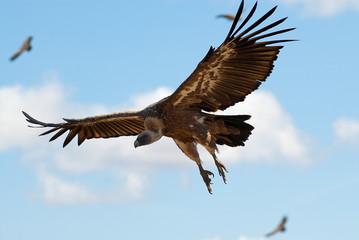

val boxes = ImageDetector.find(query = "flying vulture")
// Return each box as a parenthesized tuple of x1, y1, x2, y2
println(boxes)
(265, 216, 288, 237)
(217, 14, 236, 21)
(23, 0, 294, 194)
(10, 36, 32, 61)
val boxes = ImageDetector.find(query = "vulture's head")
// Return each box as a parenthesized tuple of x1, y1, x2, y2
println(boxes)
(134, 130, 162, 148)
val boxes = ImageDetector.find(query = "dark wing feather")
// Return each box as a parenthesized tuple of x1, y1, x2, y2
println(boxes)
(22, 110, 145, 147)
(166, 0, 295, 112)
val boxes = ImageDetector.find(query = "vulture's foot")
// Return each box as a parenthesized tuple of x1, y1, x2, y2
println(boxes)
(212, 153, 228, 183)
(198, 164, 214, 194)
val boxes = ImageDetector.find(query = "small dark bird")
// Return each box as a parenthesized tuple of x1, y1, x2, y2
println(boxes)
(217, 14, 236, 21)
(266, 216, 287, 237)
(10, 36, 32, 61)
(23, 0, 295, 194)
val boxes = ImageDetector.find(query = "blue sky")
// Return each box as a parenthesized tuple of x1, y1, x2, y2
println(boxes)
(1, 0, 359, 240)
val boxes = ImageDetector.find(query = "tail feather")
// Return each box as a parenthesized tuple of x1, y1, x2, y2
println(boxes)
(206, 114, 254, 147)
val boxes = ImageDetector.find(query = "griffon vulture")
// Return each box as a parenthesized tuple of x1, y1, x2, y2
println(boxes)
(10, 36, 32, 61)
(217, 14, 236, 21)
(265, 216, 288, 237)
(23, 0, 294, 193)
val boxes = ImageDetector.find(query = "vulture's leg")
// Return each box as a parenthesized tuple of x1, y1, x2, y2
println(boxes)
(212, 153, 228, 184)
(198, 163, 214, 194)
(173, 139, 214, 194)
(196, 131, 228, 184)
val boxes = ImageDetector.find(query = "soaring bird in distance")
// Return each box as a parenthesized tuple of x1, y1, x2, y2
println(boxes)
(217, 14, 236, 21)
(10, 36, 32, 61)
(265, 216, 288, 237)
(23, 0, 295, 194)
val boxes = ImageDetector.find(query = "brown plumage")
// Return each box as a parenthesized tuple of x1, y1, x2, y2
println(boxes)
(217, 14, 236, 21)
(23, 0, 295, 194)
(10, 36, 32, 61)
(265, 216, 287, 237)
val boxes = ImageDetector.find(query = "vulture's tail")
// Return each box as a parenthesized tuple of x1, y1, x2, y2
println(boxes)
(206, 114, 254, 147)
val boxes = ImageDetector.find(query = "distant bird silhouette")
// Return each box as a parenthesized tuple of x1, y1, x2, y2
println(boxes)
(266, 216, 287, 237)
(10, 36, 32, 61)
(217, 14, 236, 21)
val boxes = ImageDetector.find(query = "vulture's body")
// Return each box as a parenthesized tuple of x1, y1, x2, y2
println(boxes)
(23, 0, 294, 193)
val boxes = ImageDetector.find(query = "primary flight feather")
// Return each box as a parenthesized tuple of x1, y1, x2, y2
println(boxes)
(23, 0, 295, 193)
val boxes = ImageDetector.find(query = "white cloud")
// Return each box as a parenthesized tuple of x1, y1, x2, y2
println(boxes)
(0, 82, 65, 151)
(32, 166, 148, 205)
(1, 79, 312, 204)
(277, 0, 359, 16)
(131, 86, 170, 109)
(0, 75, 108, 152)
(333, 117, 359, 143)
(219, 91, 313, 165)
(35, 166, 99, 205)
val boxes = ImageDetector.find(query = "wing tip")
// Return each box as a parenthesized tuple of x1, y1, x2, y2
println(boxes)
(224, 0, 245, 42)
(22, 111, 41, 126)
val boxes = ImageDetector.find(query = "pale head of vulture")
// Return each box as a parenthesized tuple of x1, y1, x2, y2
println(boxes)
(134, 130, 163, 148)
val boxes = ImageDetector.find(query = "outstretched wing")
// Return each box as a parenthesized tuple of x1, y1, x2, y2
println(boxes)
(278, 216, 287, 228)
(167, 0, 295, 112)
(24, 36, 32, 45)
(23, 36, 32, 50)
(23, 110, 145, 147)
(10, 49, 23, 61)
(265, 229, 278, 238)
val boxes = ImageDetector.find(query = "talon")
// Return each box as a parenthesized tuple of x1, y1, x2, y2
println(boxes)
(213, 154, 228, 184)
(207, 185, 213, 194)
(198, 164, 214, 194)
(206, 170, 214, 178)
